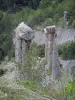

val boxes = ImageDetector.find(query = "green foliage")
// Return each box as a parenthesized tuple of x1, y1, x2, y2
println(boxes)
(43, 6, 53, 18)
(26, 43, 45, 69)
(72, 20, 75, 28)
(21, 43, 45, 79)
(0, 0, 75, 60)
(44, 18, 54, 26)
(65, 80, 75, 94)
(26, 43, 42, 68)
(27, 9, 45, 27)
(56, 78, 75, 100)
(58, 41, 75, 60)
(55, 3, 63, 17)
(0, 86, 29, 100)
(23, 80, 38, 91)
(28, 6, 54, 27)
(39, 0, 52, 9)
(0, 0, 75, 28)
(0, 90, 7, 100)
(0, 0, 41, 11)
(0, 10, 13, 61)
(61, 80, 75, 100)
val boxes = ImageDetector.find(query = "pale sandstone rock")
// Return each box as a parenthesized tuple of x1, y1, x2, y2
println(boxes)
(15, 22, 34, 67)
(44, 25, 61, 80)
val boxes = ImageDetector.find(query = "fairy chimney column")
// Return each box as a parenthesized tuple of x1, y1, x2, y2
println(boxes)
(44, 26, 61, 80)
(21, 40, 31, 67)
(15, 22, 34, 67)
(15, 37, 22, 64)
(44, 26, 55, 68)
(52, 33, 61, 80)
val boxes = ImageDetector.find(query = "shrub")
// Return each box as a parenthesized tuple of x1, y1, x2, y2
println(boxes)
(44, 18, 54, 26)
(23, 80, 38, 91)
(58, 41, 75, 60)
(64, 80, 75, 100)
(20, 43, 45, 79)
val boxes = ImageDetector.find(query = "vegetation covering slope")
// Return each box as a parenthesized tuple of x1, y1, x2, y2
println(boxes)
(0, 0, 75, 60)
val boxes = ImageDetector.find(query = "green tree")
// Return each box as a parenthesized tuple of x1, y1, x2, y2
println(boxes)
(39, 0, 52, 9)
(0, 11, 13, 60)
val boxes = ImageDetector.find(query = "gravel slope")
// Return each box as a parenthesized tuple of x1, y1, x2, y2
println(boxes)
(33, 29, 75, 45)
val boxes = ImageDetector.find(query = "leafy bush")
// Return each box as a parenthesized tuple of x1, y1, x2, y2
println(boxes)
(63, 80, 75, 100)
(26, 43, 45, 69)
(58, 41, 75, 60)
(44, 18, 54, 26)
(20, 43, 45, 80)
(23, 80, 38, 91)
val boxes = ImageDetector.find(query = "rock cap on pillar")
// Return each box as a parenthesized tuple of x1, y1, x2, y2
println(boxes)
(44, 25, 56, 34)
(15, 22, 34, 40)
(14, 22, 34, 67)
